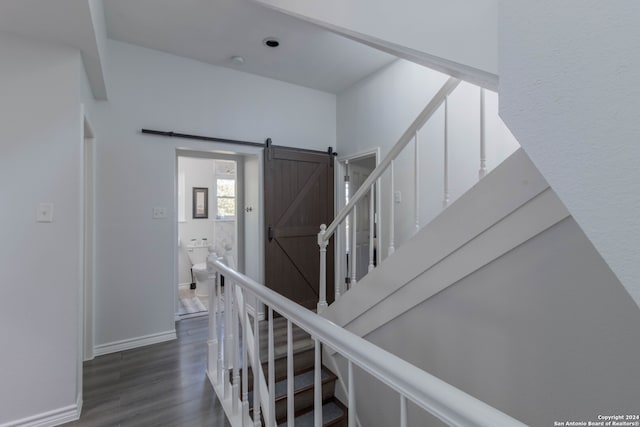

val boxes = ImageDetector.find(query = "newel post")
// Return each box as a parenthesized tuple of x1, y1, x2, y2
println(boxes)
(317, 224, 328, 313)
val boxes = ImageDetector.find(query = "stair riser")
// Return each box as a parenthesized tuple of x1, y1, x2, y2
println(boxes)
(276, 398, 348, 427)
(244, 348, 315, 391)
(273, 379, 336, 422)
(326, 418, 348, 427)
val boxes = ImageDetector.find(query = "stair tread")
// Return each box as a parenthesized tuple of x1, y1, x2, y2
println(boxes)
(277, 400, 345, 427)
(248, 367, 335, 405)
(255, 316, 314, 363)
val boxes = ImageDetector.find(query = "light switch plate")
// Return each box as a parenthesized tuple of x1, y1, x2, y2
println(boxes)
(152, 207, 167, 219)
(394, 190, 402, 203)
(37, 202, 54, 223)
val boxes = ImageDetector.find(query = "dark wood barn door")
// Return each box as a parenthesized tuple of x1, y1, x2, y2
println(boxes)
(264, 144, 335, 310)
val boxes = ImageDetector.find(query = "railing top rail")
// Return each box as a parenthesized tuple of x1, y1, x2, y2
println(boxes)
(323, 77, 461, 240)
(212, 259, 526, 427)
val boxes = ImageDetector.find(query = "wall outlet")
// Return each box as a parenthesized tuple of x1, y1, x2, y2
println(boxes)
(37, 202, 54, 223)
(152, 207, 167, 219)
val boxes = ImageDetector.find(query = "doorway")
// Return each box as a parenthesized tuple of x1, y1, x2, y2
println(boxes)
(337, 150, 379, 292)
(175, 151, 245, 319)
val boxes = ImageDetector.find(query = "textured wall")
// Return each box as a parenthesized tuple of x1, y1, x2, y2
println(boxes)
(499, 0, 640, 307)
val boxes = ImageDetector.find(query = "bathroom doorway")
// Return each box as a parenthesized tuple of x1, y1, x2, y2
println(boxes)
(175, 152, 244, 319)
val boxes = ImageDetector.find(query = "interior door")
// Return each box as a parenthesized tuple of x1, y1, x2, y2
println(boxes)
(348, 161, 376, 280)
(264, 144, 334, 310)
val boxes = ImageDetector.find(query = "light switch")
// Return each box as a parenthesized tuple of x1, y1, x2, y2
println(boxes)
(394, 191, 402, 203)
(37, 202, 54, 223)
(152, 207, 167, 219)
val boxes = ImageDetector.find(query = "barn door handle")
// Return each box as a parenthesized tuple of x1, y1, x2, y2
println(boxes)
(268, 225, 274, 242)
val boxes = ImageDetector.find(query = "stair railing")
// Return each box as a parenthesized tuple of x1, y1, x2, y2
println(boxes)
(206, 245, 274, 427)
(318, 77, 464, 311)
(207, 254, 527, 427)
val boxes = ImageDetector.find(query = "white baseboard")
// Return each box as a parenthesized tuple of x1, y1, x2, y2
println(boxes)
(0, 395, 81, 427)
(93, 329, 177, 356)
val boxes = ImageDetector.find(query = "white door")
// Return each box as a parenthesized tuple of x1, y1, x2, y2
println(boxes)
(348, 159, 376, 281)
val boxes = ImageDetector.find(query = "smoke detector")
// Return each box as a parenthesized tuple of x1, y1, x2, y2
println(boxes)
(230, 56, 245, 66)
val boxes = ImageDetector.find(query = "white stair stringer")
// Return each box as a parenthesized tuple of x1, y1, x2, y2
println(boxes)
(321, 148, 570, 349)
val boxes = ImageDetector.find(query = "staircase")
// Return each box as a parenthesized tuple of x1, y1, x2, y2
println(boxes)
(205, 76, 528, 427)
(246, 317, 347, 426)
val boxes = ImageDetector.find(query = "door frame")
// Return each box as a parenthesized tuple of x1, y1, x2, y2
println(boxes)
(174, 148, 262, 318)
(82, 110, 95, 365)
(335, 148, 380, 296)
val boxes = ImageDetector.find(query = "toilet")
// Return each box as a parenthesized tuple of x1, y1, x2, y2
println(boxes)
(184, 239, 213, 297)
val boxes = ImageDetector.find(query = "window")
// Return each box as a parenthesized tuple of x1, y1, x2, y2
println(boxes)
(216, 178, 236, 219)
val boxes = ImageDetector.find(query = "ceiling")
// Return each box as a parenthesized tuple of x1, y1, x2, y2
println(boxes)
(103, 0, 396, 94)
(0, 0, 108, 99)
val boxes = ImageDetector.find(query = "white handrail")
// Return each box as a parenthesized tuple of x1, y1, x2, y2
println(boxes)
(212, 259, 527, 427)
(322, 77, 460, 241)
(207, 247, 274, 427)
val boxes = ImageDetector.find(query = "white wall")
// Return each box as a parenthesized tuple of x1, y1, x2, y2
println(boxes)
(337, 60, 518, 261)
(0, 33, 83, 424)
(499, 1, 640, 308)
(341, 217, 640, 426)
(91, 39, 336, 349)
(253, 0, 498, 86)
(327, 148, 640, 425)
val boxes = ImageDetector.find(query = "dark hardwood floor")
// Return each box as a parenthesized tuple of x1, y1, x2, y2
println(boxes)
(64, 316, 230, 427)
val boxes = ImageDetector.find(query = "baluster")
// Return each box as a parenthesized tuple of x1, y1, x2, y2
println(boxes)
(350, 206, 357, 286)
(443, 97, 450, 208)
(268, 306, 275, 427)
(334, 222, 341, 302)
(314, 338, 322, 427)
(348, 361, 355, 427)
(232, 282, 240, 414)
(224, 275, 233, 398)
(414, 131, 420, 233)
(388, 160, 395, 255)
(400, 395, 408, 427)
(376, 177, 382, 266)
(253, 294, 261, 427)
(217, 274, 224, 388)
(479, 88, 487, 179)
(317, 224, 328, 312)
(368, 183, 375, 272)
(287, 320, 295, 427)
(207, 271, 216, 375)
(242, 293, 249, 425)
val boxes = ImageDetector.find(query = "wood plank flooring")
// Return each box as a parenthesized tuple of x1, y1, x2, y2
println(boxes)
(63, 316, 230, 427)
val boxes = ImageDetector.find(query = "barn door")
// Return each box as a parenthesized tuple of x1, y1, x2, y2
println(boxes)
(264, 143, 335, 310)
